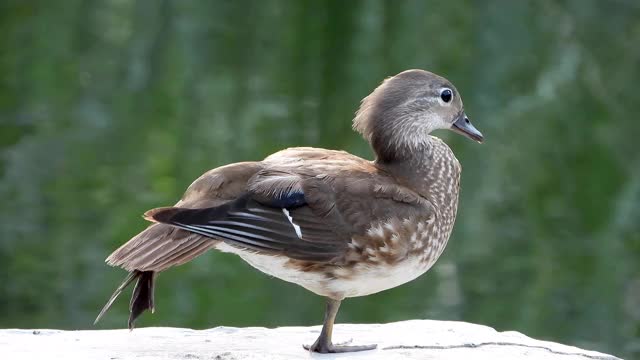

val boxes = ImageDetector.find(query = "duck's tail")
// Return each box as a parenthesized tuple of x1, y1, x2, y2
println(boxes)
(94, 270, 156, 330)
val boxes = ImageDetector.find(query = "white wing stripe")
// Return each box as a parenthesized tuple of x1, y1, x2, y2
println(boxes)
(282, 208, 303, 239)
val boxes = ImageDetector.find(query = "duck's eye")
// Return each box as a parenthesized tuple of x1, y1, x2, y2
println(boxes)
(440, 88, 453, 103)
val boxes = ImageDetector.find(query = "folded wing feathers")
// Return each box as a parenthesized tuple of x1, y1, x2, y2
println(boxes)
(174, 224, 283, 252)
(248, 172, 302, 199)
(146, 197, 343, 260)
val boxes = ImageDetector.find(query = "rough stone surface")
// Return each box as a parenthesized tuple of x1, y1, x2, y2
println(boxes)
(0, 320, 620, 360)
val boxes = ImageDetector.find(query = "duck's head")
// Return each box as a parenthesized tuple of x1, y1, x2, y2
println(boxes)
(354, 69, 483, 161)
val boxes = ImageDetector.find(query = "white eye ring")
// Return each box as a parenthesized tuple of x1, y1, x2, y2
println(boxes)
(439, 88, 453, 104)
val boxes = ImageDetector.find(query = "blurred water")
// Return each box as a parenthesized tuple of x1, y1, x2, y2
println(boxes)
(0, 0, 638, 357)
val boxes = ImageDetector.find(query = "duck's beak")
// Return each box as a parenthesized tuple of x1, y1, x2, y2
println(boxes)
(451, 113, 483, 143)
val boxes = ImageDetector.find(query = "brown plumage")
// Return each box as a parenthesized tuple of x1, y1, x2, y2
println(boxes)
(95, 69, 483, 353)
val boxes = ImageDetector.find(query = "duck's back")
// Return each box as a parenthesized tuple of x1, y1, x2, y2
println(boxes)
(262, 147, 376, 174)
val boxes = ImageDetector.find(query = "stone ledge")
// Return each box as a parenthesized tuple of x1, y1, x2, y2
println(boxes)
(0, 320, 620, 360)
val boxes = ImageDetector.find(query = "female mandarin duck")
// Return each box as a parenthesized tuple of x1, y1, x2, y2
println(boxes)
(95, 69, 483, 353)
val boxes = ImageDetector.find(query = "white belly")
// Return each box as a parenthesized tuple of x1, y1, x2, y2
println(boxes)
(215, 243, 434, 299)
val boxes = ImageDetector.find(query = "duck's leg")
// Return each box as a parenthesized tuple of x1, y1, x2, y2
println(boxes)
(303, 298, 377, 353)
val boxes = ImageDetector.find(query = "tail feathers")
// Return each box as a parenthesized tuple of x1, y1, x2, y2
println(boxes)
(128, 271, 155, 329)
(94, 271, 138, 325)
(94, 270, 156, 330)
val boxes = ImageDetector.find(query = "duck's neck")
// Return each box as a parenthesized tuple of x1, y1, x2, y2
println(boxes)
(375, 136, 461, 217)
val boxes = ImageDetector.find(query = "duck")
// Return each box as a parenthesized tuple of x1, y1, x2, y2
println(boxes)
(95, 69, 483, 353)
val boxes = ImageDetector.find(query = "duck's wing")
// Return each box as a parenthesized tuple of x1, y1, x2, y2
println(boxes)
(145, 193, 343, 261)
(105, 162, 263, 272)
(144, 157, 436, 263)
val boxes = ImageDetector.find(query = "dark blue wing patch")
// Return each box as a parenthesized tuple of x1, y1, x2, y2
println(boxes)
(263, 189, 306, 208)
